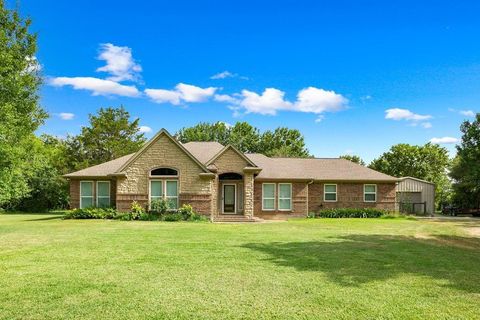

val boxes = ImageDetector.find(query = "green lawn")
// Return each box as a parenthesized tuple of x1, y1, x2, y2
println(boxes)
(0, 214, 479, 319)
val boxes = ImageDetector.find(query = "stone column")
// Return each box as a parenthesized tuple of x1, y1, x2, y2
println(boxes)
(243, 172, 254, 218)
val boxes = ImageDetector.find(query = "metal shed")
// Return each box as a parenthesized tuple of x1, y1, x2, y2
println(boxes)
(396, 177, 435, 215)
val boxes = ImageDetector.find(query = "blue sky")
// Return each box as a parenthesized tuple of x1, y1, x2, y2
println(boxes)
(15, 0, 480, 162)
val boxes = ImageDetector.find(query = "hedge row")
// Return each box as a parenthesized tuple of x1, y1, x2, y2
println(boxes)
(63, 204, 207, 222)
(309, 208, 391, 218)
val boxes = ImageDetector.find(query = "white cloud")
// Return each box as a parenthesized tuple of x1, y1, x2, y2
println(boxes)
(214, 94, 239, 104)
(96, 43, 142, 82)
(139, 126, 152, 133)
(58, 112, 75, 120)
(211, 71, 234, 79)
(176, 83, 217, 102)
(144, 89, 181, 105)
(429, 137, 459, 144)
(449, 108, 476, 117)
(145, 83, 217, 105)
(460, 110, 475, 117)
(385, 108, 432, 121)
(421, 122, 432, 129)
(295, 87, 348, 113)
(314, 115, 325, 123)
(230, 87, 348, 118)
(240, 88, 292, 115)
(49, 77, 140, 97)
(210, 70, 248, 80)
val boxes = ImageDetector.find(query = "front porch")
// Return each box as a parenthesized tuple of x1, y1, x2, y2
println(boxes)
(211, 168, 259, 222)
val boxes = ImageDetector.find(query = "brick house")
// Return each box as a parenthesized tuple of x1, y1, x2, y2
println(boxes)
(65, 129, 399, 221)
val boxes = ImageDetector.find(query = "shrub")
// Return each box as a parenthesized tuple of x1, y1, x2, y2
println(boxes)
(150, 199, 168, 215)
(312, 208, 389, 218)
(178, 204, 194, 219)
(64, 207, 118, 219)
(130, 201, 145, 220)
(163, 212, 184, 222)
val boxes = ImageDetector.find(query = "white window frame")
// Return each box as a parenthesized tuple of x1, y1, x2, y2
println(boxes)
(278, 183, 292, 211)
(364, 184, 377, 203)
(96, 181, 111, 208)
(324, 183, 337, 202)
(149, 179, 179, 210)
(80, 180, 94, 209)
(262, 183, 276, 211)
(165, 179, 179, 210)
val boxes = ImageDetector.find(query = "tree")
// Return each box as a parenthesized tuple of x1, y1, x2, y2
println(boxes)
(339, 155, 366, 166)
(260, 127, 310, 157)
(14, 136, 69, 211)
(66, 106, 146, 170)
(0, 1, 47, 207)
(176, 122, 230, 145)
(369, 143, 451, 207)
(176, 122, 310, 157)
(450, 113, 480, 208)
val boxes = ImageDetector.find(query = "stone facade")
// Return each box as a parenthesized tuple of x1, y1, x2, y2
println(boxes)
(116, 134, 212, 213)
(308, 182, 396, 212)
(210, 147, 253, 217)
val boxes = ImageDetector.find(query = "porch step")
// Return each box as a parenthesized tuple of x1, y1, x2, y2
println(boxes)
(213, 215, 263, 223)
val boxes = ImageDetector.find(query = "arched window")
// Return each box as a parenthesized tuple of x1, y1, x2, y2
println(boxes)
(150, 168, 178, 176)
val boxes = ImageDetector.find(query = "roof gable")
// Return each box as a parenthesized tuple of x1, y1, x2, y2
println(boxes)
(116, 129, 209, 173)
(206, 145, 257, 167)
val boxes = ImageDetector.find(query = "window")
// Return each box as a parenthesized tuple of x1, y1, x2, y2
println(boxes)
(150, 180, 178, 210)
(96, 181, 111, 208)
(165, 180, 178, 209)
(262, 183, 275, 210)
(150, 168, 178, 176)
(80, 181, 94, 209)
(324, 184, 337, 202)
(364, 184, 377, 202)
(278, 183, 292, 211)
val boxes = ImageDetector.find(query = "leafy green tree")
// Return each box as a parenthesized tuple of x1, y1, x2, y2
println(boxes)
(369, 143, 451, 208)
(66, 106, 146, 170)
(339, 155, 366, 166)
(0, 1, 47, 207)
(176, 122, 310, 157)
(176, 122, 230, 145)
(228, 122, 261, 153)
(260, 127, 310, 157)
(14, 136, 69, 211)
(450, 113, 480, 208)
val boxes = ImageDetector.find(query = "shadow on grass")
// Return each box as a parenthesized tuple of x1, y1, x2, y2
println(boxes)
(242, 234, 480, 293)
(25, 215, 63, 221)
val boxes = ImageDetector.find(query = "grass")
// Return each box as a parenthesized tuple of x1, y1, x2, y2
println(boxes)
(0, 214, 479, 319)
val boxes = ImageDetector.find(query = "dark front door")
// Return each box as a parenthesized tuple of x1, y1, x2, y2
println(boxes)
(223, 184, 236, 214)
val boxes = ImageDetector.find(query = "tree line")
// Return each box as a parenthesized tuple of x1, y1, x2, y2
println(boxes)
(1, 2, 478, 212)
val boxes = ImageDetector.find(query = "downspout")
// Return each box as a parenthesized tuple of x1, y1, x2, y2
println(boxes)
(306, 180, 314, 217)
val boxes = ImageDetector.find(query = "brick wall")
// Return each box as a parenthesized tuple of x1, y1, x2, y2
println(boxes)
(253, 181, 308, 216)
(308, 182, 396, 212)
(68, 179, 116, 209)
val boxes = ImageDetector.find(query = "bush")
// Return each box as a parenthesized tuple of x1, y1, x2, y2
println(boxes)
(130, 201, 145, 220)
(64, 207, 118, 219)
(312, 208, 390, 218)
(63, 202, 208, 222)
(150, 199, 168, 215)
(162, 212, 184, 222)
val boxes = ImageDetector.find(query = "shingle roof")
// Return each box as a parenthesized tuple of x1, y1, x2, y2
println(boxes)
(246, 153, 399, 182)
(63, 153, 134, 178)
(182, 141, 224, 163)
(64, 139, 398, 182)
